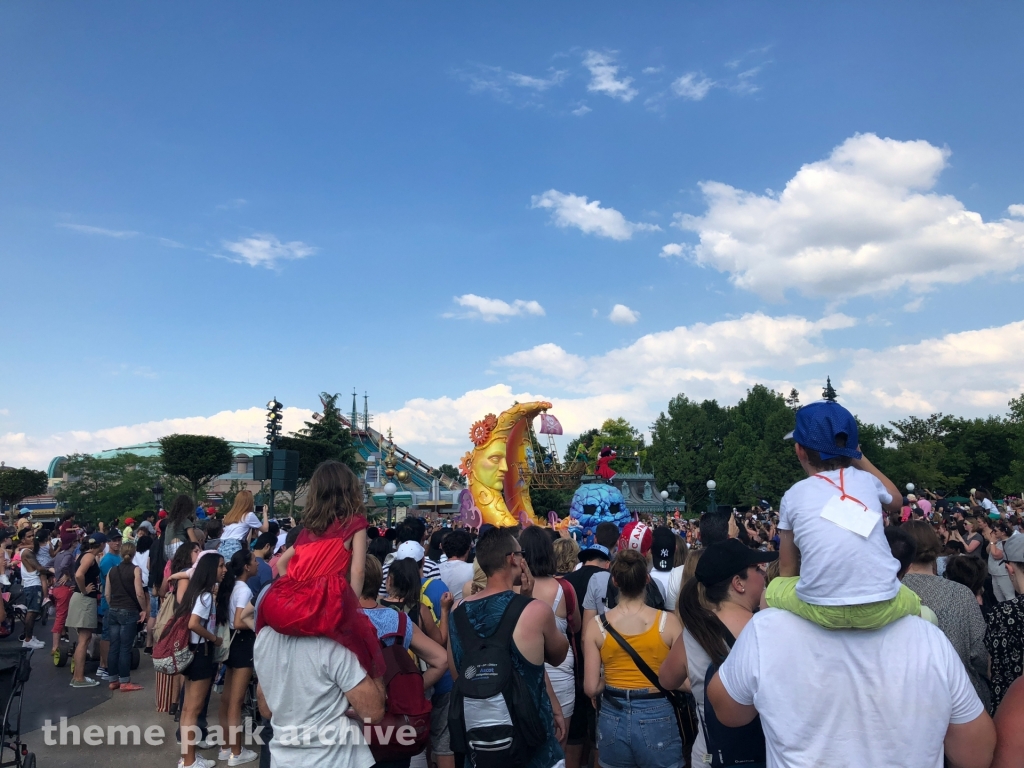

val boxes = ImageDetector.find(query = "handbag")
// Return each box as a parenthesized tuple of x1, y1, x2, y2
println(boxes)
(213, 624, 236, 663)
(599, 614, 698, 748)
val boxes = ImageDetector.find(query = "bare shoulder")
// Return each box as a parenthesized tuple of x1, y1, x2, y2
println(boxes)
(520, 596, 555, 626)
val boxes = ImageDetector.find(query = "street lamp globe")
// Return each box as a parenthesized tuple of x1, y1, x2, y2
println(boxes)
(383, 482, 398, 497)
(707, 479, 717, 491)
(906, 483, 915, 493)
(660, 490, 669, 501)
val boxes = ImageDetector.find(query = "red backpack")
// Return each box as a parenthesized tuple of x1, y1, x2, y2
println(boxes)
(361, 612, 432, 761)
(152, 614, 194, 675)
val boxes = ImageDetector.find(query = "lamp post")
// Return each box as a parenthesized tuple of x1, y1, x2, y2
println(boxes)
(906, 483, 915, 494)
(707, 479, 717, 515)
(383, 482, 397, 529)
(151, 482, 164, 513)
(667, 482, 680, 520)
(660, 490, 669, 522)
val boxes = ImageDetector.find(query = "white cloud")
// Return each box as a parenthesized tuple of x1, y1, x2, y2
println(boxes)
(460, 65, 567, 103)
(583, 51, 638, 102)
(58, 223, 138, 239)
(609, 304, 640, 325)
(221, 234, 316, 269)
(671, 72, 715, 100)
(675, 133, 1024, 299)
(642, 66, 664, 75)
(448, 294, 545, 322)
(1009, 204, 1024, 218)
(497, 344, 587, 379)
(531, 189, 661, 241)
(660, 243, 686, 258)
(571, 103, 592, 117)
(842, 319, 1024, 419)
(0, 406, 312, 470)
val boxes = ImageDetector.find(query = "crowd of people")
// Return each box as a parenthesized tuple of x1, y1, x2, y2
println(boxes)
(4, 399, 1024, 767)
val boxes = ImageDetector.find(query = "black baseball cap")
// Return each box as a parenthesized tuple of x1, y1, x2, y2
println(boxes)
(578, 543, 611, 563)
(695, 539, 778, 586)
(651, 527, 677, 572)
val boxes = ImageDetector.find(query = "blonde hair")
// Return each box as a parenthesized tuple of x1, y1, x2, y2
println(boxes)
(553, 538, 580, 574)
(223, 491, 255, 525)
(120, 541, 137, 562)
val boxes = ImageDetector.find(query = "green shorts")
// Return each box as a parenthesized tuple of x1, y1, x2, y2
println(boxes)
(765, 576, 922, 630)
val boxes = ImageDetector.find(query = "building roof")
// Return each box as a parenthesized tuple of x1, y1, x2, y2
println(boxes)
(48, 441, 267, 479)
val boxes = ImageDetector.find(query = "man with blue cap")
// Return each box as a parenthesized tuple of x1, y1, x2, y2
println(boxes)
(766, 398, 923, 629)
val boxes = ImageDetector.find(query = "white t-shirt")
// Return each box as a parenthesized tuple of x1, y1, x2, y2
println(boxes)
(132, 551, 150, 588)
(665, 564, 686, 611)
(778, 468, 897, 605)
(717, 609, 983, 768)
(223, 512, 262, 541)
(190, 592, 216, 644)
(253, 628, 374, 768)
(227, 580, 253, 630)
(582, 571, 667, 616)
(438, 559, 475, 601)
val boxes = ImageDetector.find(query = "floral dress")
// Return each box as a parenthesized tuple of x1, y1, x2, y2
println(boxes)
(985, 594, 1024, 710)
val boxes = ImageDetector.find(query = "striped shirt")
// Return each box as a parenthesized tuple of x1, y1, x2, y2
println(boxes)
(378, 556, 440, 598)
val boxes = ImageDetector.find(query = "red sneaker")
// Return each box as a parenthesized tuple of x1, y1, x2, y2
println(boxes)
(119, 683, 144, 692)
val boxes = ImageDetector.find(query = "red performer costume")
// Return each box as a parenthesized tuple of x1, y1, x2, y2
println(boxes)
(595, 446, 617, 481)
(257, 515, 385, 678)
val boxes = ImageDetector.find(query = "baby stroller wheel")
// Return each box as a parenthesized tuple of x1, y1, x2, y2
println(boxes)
(53, 648, 70, 667)
(23, 752, 36, 768)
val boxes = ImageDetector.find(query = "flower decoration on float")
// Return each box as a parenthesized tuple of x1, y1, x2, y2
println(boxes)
(459, 453, 473, 478)
(469, 414, 498, 446)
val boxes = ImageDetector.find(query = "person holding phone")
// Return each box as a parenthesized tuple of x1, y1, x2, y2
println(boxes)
(218, 492, 269, 561)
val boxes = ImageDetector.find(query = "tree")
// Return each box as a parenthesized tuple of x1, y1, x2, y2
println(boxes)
(785, 388, 801, 410)
(564, 428, 600, 465)
(159, 434, 234, 504)
(435, 463, 463, 482)
(276, 435, 346, 488)
(0, 467, 48, 519)
(292, 393, 362, 473)
(54, 453, 163, 525)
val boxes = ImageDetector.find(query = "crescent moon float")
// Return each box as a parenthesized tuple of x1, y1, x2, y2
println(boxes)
(461, 401, 552, 528)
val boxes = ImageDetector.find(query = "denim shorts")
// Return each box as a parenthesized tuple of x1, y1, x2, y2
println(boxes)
(20, 586, 42, 615)
(597, 690, 684, 768)
(150, 593, 160, 618)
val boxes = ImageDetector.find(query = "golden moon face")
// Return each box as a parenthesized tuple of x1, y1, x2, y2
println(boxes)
(396, 470, 410, 482)
(472, 440, 508, 492)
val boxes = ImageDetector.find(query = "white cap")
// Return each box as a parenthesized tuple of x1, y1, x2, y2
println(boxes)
(394, 541, 425, 562)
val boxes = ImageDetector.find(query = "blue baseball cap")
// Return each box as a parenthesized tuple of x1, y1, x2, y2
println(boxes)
(784, 401, 862, 460)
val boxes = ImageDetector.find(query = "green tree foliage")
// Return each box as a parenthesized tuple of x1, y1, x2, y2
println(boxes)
(586, 418, 646, 474)
(564, 428, 600, 464)
(54, 453, 162, 525)
(0, 467, 48, 518)
(285, 393, 362, 477)
(435, 463, 463, 482)
(159, 434, 234, 504)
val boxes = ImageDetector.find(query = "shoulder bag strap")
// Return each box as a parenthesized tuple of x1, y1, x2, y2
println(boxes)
(598, 613, 670, 695)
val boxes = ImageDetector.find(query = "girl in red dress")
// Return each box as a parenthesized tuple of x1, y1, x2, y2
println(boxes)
(257, 460, 385, 678)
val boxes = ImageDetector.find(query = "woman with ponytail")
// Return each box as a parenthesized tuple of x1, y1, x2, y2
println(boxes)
(663, 539, 775, 768)
(216, 548, 259, 766)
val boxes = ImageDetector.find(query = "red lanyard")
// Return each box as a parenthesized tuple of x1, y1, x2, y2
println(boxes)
(814, 468, 869, 511)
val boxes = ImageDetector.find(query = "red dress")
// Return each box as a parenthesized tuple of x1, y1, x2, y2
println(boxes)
(257, 515, 385, 678)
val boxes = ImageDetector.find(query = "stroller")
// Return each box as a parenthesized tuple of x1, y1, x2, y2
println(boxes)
(0, 647, 36, 768)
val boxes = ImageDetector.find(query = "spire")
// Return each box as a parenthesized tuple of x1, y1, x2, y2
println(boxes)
(822, 377, 838, 402)
(363, 392, 370, 432)
(351, 389, 358, 431)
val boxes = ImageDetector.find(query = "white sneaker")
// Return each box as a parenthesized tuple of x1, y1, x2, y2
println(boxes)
(177, 756, 216, 768)
(218, 749, 230, 762)
(22, 638, 45, 650)
(0, 575, 10, 586)
(227, 749, 258, 766)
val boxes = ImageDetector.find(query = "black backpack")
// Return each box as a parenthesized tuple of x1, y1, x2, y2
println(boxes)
(701, 660, 766, 768)
(604, 576, 665, 611)
(448, 594, 547, 768)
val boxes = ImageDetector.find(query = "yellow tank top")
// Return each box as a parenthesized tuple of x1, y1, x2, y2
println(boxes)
(599, 611, 671, 689)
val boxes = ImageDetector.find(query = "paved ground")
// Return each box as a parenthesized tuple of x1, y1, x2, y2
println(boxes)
(3, 623, 243, 768)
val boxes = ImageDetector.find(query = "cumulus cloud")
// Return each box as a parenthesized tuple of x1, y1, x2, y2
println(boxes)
(609, 304, 640, 325)
(447, 294, 545, 322)
(674, 133, 1024, 300)
(221, 234, 316, 269)
(660, 243, 686, 258)
(0, 406, 312, 470)
(841, 319, 1024, 419)
(497, 344, 587, 379)
(58, 223, 139, 239)
(1009, 204, 1024, 218)
(583, 51, 638, 102)
(531, 190, 661, 241)
(671, 72, 715, 100)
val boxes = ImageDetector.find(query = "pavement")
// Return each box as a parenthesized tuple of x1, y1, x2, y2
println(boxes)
(5, 622, 247, 768)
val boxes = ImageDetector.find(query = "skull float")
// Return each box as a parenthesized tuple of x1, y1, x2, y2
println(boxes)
(461, 401, 553, 528)
(567, 483, 634, 544)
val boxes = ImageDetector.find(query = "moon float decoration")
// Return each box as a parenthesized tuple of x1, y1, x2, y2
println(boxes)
(461, 401, 553, 528)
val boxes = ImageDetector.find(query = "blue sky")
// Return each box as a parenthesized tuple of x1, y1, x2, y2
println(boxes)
(3, 2, 1024, 469)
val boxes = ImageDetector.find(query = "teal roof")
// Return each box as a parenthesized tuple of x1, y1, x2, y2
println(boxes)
(92, 441, 266, 460)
